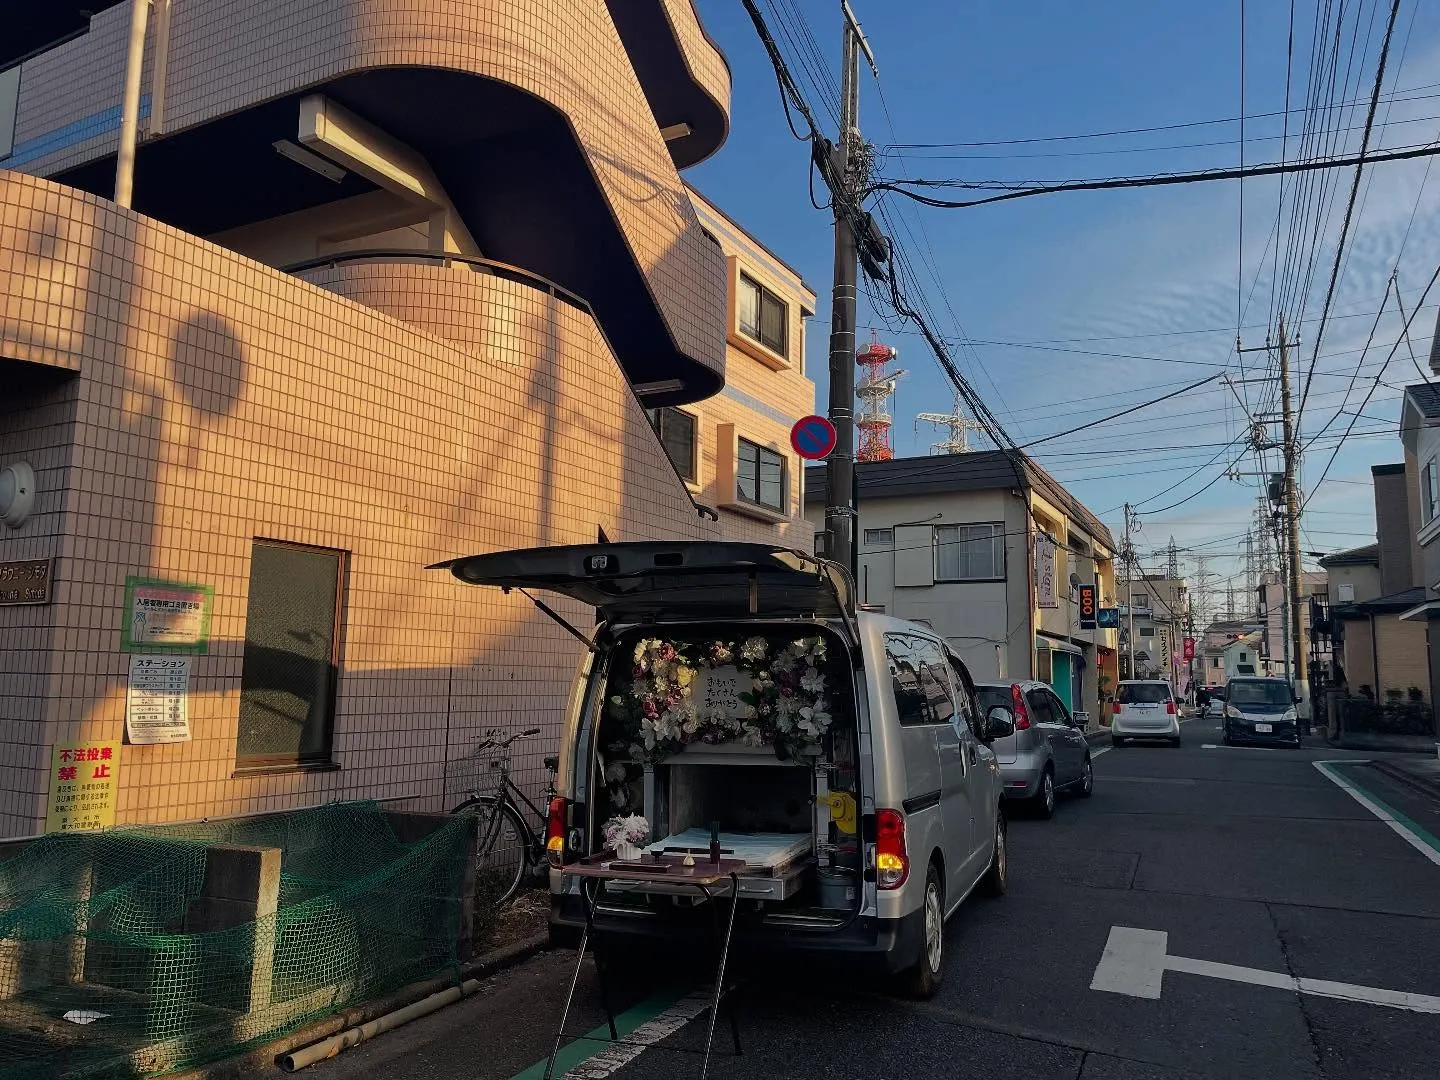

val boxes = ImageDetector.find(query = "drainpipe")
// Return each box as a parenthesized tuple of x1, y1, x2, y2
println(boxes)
(114, 0, 149, 208)
(1370, 612, 1381, 702)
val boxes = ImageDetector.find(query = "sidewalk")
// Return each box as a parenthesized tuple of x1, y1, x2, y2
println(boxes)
(1372, 754, 1440, 802)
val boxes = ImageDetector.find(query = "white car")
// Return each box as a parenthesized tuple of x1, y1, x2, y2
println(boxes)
(1110, 680, 1181, 747)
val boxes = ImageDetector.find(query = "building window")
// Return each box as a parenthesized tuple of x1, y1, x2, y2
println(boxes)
(649, 407, 697, 483)
(737, 437, 786, 511)
(935, 523, 1003, 581)
(1139, 627, 1155, 638)
(1425, 458, 1438, 524)
(1132, 593, 1148, 608)
(737, 272, 788, 357)
(237, 540, 345, 768)
(864, 528, 894, 548)
(815, 532, 828, 557)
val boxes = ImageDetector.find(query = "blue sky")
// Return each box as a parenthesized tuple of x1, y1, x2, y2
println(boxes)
(689, 0, 1440, 610)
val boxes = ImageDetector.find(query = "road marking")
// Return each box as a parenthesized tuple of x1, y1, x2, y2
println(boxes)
(1091, 925, 1440, 1014)
(1091, 745, 1112, 759)
(1313, 760, 1440, 869)
(1104, 776, 1197, 785)
(510, 988, 686, 1080)
(1202, 743, 1291, 751)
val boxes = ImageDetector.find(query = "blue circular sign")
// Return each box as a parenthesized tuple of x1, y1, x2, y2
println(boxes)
(791, 415, 838, 460)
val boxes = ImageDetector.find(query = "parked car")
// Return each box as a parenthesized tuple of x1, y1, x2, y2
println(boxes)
(1223, 677, 1301, 747)
(975, 681, 1094, 818)
(434, 541, 1008, 998)
(1111, 680, 1181, 746)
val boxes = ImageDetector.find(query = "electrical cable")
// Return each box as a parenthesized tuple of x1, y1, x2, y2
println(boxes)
(870, 140, 1440, 209)
(1297, 0, 1404, 425)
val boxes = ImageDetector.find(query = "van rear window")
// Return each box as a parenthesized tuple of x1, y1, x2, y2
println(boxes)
(1118, 683, 1171, 704)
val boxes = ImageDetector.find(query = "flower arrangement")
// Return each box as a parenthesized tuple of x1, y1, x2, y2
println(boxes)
(602, 814, 650, 859)
(609, 634, 834, 762)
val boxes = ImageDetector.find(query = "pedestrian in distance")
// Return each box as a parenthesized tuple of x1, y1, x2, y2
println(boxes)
(1195, 685, 1211, 718)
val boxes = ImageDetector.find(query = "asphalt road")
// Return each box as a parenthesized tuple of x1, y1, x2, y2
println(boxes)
(307, 716, 1440, 1080)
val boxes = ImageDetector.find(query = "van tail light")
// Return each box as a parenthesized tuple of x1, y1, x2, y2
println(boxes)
(546, 797, 569, 863)
(1112, 701, 1123, 716)
(875, 809, 909, 890)
(1010, 685, 1031, 730)
(1166, 701, 1177, 715)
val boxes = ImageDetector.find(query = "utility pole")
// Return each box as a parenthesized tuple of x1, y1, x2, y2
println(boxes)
(1276, 315, 1308, 716)
(823, 2, 874, 576)
(1122, 504, 1137, 680)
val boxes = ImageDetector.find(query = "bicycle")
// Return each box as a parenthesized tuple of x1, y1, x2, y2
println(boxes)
(449, 726, 560, 905)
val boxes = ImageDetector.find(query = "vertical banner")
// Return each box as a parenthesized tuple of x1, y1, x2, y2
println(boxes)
(46, 742, 121, 832)
(1036, 534, 1057, 609)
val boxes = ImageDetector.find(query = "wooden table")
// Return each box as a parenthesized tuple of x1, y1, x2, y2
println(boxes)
(544, 853, 747, 1079)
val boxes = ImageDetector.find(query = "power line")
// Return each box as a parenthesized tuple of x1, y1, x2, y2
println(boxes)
(1296, 0, 1404, 426)
(1016, 373, 1223, 450)
(872, 140, 1440, 209)
(1304, 261, 1440, 507)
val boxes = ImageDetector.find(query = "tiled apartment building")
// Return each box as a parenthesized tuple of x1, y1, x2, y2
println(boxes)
(0, 1, 815, 836)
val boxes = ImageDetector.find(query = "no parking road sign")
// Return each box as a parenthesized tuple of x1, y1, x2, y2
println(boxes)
(791, 415, 838, 460)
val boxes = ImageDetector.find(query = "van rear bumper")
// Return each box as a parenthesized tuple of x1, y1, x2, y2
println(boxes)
(549, 894, 923, 976)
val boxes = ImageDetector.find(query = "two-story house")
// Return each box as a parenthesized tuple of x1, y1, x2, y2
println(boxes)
(803, 451, 1117, 726)
(1397, 382, 1440, 746)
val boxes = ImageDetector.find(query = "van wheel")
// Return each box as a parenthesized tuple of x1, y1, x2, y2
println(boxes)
(899, 865, 945, 999)
(1032, 768, 1055, 819)
(979, 812, 1007, 897)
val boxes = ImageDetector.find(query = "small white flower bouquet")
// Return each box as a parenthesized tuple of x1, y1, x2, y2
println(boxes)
(602, 814, 651, 860)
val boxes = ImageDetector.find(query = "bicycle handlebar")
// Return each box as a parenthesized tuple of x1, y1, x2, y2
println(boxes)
(472, 726, 543, 751)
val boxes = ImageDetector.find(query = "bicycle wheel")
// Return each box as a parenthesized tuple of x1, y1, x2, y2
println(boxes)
(453, 796, 531, 905)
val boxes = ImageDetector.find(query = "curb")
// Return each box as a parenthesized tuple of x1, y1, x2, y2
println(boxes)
(1369, 759, 1440, 804)
(168, 931, 551, 1079)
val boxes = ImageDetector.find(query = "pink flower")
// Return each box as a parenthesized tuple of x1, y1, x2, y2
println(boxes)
(660, 644, 677, 661)
(643, 701, 659, 719)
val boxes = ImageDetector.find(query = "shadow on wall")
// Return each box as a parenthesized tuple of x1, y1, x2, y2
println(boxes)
(169, 311, 248, 470)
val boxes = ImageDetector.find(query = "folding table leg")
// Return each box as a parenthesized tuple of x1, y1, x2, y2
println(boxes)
(544, 881, 617, 1079)
(699, 874, 742, 1078)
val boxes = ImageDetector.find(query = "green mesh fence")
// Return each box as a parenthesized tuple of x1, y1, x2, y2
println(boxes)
(0, 802, 473, 1079)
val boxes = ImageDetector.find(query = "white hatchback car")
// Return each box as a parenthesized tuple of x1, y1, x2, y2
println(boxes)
(1110, 680, 1181, 746)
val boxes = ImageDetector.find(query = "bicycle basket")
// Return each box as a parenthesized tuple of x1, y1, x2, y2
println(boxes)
(449, 738, 512, 802)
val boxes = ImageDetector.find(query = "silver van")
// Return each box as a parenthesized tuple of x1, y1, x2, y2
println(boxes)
(437, 541, 1008, 997)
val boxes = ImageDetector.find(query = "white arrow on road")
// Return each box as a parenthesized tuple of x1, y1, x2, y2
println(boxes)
(1091, 926, 1440, 1014)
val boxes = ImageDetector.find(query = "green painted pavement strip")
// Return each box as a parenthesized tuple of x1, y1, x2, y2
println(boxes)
(510, 988, 684, 1080)
(1321, 760, 1440, 858)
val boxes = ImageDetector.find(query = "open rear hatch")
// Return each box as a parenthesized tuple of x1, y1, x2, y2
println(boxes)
(429, 541, 858, 643)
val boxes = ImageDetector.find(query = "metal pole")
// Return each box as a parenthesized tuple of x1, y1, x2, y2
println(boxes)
(1123, 504, 1135, 681)
(114, 0, 150, 208)
(1277, 315, 1309, 717)
(824, 11, 861, 573)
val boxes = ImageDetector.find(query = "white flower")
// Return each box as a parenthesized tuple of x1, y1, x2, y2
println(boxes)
(799, 705, 832, 735)
(740, 636, 769, 662)
(800, 666, 826, 694)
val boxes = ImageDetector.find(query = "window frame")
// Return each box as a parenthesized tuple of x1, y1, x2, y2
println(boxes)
(863, 527, 895, 549)
(1424, 458, 1438, 524)
(649, 406, 697, 484)
(737, 271, 789, 358)
(235, 538, 347, 770)
(934, 521, 1005, 583)
(736, 436, 787, 512)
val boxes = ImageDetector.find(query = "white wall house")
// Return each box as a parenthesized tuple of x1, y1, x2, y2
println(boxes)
(805, 452, 1117, 726)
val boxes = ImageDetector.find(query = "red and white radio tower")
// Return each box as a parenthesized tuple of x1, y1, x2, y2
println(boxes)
(856, 335, 905, 462)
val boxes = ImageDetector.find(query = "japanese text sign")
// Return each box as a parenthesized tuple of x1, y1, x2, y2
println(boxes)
(122, 577, 213, 654)
(46, 741, 120, 832)
(126, 655, 192, 744)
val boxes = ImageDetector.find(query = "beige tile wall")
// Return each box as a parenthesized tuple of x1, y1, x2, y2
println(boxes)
(8, 0, 728, 389)
(0, 172, 717, 836)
